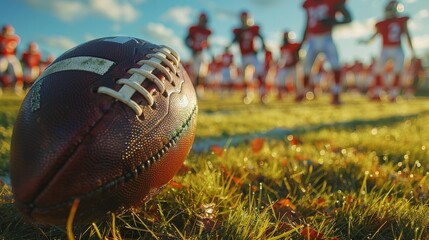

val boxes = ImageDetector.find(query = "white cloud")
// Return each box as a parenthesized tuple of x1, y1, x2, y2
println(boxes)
(39, 36, 77, 51)
(211, 36, 229, 48)
(333, 19, 375, 40)
(162, 6, 193, 26)
(416, 9, 429, 19)
(23, 0, 139, 23)
(143, 22, 186, 57)
(89, 0, 139, 23)
(413, 34, 429, 50)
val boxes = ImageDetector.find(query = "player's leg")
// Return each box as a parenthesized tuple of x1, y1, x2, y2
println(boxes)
(302, 37, 318, 101)
(372, 50, 389, 101)
(241, 55, 254, 103)
(388, 47, 405, 102)
(323, 35, 342, 105)
(252, 54, 267, 103)
(0, 57, 11, 93)
(8, 56, 23, 95)
(193, 52, 206, 99)
(276, 68, 288, 100)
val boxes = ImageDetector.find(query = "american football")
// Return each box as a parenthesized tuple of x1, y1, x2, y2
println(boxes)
(9, 36, 198, 225)
(2, 0, 429, 238)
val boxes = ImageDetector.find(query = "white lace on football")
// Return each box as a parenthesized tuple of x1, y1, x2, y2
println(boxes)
(97, 45, 180, 116)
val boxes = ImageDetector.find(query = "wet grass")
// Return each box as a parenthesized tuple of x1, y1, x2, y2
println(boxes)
(1, 91, 429, 239)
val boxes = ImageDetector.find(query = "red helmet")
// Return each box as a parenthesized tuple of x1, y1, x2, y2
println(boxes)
(198, 12, 208, 25)
(385, 0, 403, 18)
(240, 11, 249, 18)
(240, 11, 253, 26)
(2, 24, 15, 36)
(199, 12, 207, 20)
(28, 42, 39, 52)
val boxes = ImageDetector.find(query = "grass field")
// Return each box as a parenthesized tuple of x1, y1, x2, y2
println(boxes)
(1, 91, 429, 239)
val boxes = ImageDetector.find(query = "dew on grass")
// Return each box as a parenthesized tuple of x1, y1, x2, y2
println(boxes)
(415, 161, 421, 168)
(371, 128, 378, 135)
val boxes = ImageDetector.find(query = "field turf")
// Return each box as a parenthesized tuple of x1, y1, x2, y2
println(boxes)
(1, 91, 429, 239)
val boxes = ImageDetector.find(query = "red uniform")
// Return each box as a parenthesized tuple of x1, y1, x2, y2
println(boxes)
(375, 16, 409, 47)
(233, 25, 260, 55)
(279, 43, 300, 68)
(0, 34, 20, 56)
(264, 50, 273, 72)
(22, 51, 41, 68)
(221, 52, 234, 68)
(303, 0, 346, 35)
(187, 26, 211, 52)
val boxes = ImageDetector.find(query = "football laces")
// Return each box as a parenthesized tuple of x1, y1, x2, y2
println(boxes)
(98, 45, 180, 116)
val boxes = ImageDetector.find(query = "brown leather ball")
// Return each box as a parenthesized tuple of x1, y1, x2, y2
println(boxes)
(10, 37, 197, 225)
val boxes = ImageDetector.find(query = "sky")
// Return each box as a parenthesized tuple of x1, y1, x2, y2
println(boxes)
(2, 0, 429, 66)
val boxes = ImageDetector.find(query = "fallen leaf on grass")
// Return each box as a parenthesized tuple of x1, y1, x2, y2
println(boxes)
(272, 198, 303, 221)
(287, 135, 302, 145)
(168, 180, 187, 189)
(220, 164, 243, 186)
(311, 197, 326, 209)
(210, 145, 225, 157)
(301, 226, 324, 240)
(250, 138, 265, 153)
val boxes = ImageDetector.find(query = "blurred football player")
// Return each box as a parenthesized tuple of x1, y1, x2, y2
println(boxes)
(21, 42, 42, 91)
(275, 31, 302, 101)
(0, 24, 23, 94)
(300, 0, 352, 105)
(403, 57, 424, 98)
(40, 54, 55, 72)
(185, 12, 212, 99)
(360, 0, 415, 102)
(220, 47, 236, 94)
(228, 11, 267, 104)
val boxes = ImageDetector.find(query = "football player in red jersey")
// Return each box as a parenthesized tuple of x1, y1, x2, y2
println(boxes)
(0, 24, 23, 95)
(220, 47, 236, 94)
(22, 42, 42, 91)
(228, 11, 267, 104)
(300, 0, 352, 105)
(360, 1, 415, 102)
(276, 31, 302, 101)
(185, 12, 212, 99)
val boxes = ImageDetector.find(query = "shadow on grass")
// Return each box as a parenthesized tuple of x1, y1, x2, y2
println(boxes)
(193, 111, 429, 152)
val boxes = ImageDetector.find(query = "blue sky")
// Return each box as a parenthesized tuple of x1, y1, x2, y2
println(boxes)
(3, 0, 429, 65)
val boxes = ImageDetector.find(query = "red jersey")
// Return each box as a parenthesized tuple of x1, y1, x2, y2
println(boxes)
(22, 51, 42, 68)
(264, 50, 273, 71)
(0, 34, 20, 56)
(187, 26, 211, 52)
(233, 25, 260, 55)
(221, 52, 234, 68)
(279, 42, 300, 68)
(351, 61, 363, 73)
(409, 59, 424, 75)
(303, 0, 346, 35)
(375, 16, 409, 47)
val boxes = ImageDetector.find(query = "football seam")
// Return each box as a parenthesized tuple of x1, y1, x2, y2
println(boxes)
(28, 104, 197, 212)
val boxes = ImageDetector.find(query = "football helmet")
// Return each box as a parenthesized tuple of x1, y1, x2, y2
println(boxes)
(385, 1, 404, 18)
